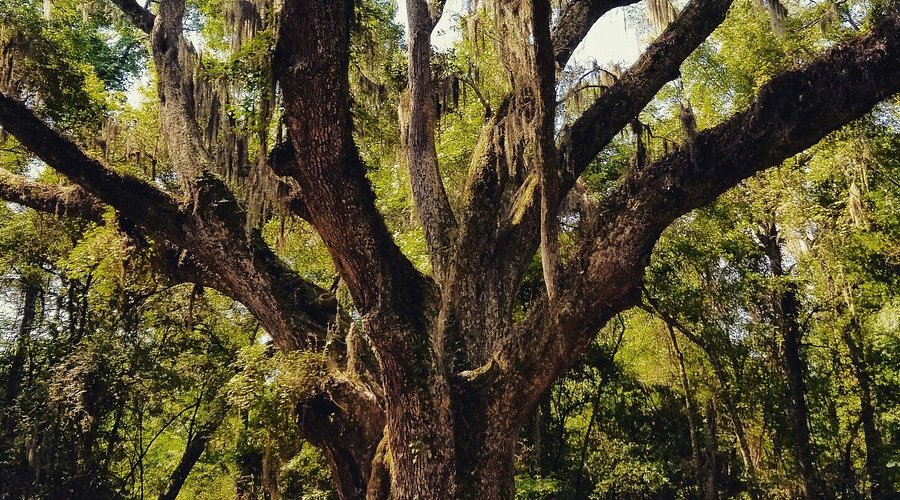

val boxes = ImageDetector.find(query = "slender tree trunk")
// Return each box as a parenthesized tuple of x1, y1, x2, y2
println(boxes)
(2, 283, 39, 438)
(840, 420, 861, 497)
(574, 392, 601, 498)
(647, 301, 760, 496)
(236, 413, 263, 500)
(666, 325, 704, 494)
(704, 400, 719, 500)
(158, 405, 228, 500)
(760, 223, 826, 499)
(778, 287, 825, 498)
(707, 359, 761, 499)
(842, 316, 894, 498)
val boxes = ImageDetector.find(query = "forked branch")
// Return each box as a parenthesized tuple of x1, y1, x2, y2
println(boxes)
(0, 92, 337, 351)
(276, 0, 434, 332)
(489, 8, 900, 423)
(109, 0, 155, 34)
(152, 0, 214, 186)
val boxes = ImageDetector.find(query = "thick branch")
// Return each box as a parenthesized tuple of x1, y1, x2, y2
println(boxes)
(110, 0, 156, 34)
(481, 0, 732, 308)
(559, 0, 733, 177)
(0, 170, 105, 222)
(300, 372, 386, 499)
(0, 92, 184, 233)
(0, 93, 336, 351)
(276, 7, 457, 493)
(404, 0, 458, 282)
(533, 0, 562, 299)
(489, 9, 900, 423)
(0, 91, 386, 498)
(440, 0, 731, 365)
(275, 0, 432, 329)
(551, 0, 642, 69)
(0, 172, 230, 296)
(151, 0, 212, 186)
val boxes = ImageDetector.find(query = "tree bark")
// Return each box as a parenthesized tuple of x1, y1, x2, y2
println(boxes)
(158, 404, 229, 500)
(759, 222, 826, 499)
(403, 0, 457, 281)
(842, 314, 894, 498)
(0, 3, 899, 498)
(665, 324, 704, 496)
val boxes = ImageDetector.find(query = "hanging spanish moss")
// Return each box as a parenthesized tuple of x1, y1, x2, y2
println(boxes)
(0, 40, 16, 113)
(176, 0, 287, 228)
(0, 24, 24, 101)
(482, 0, 542, 182)
(224, 0, 267, 54)
(558, 63, 621, 117)
(646, 0, 677, 33)
(762, 0, 789, 36)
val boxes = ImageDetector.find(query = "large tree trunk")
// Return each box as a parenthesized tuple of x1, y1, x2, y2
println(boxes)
(1, 1, 899, 499)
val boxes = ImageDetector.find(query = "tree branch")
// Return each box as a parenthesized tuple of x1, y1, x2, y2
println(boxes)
(0, 169, 106, 222)
(640, 292, 707, 349)
(533, 0, 562, 299)
(0, 92, 184, 233)
(429, 0, 449, 27)
(109, 0, 156, 34)
(158, 398, 230, 500)
(277, 6, 459, 493)
(0, 93, 337, 352)
(404, 0, 458, 282)
(439, 0, 731, 365)
(151, 0, 213, 187)
(558, 0, 733, 178)
(484, 0, 732, 303)
(488, 8, 900, 424)
(551, 0, 642, 70)
(275, 0, 433, 330)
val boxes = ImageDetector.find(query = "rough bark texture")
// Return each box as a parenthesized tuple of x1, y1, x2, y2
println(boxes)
(1, 1, 899, 497)
(275, 2, 456, 497)
(404, 0, 457, 281)
(0, 170, 105, 222)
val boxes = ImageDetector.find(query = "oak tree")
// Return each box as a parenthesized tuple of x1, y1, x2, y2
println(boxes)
(1, 0, 899, 497)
